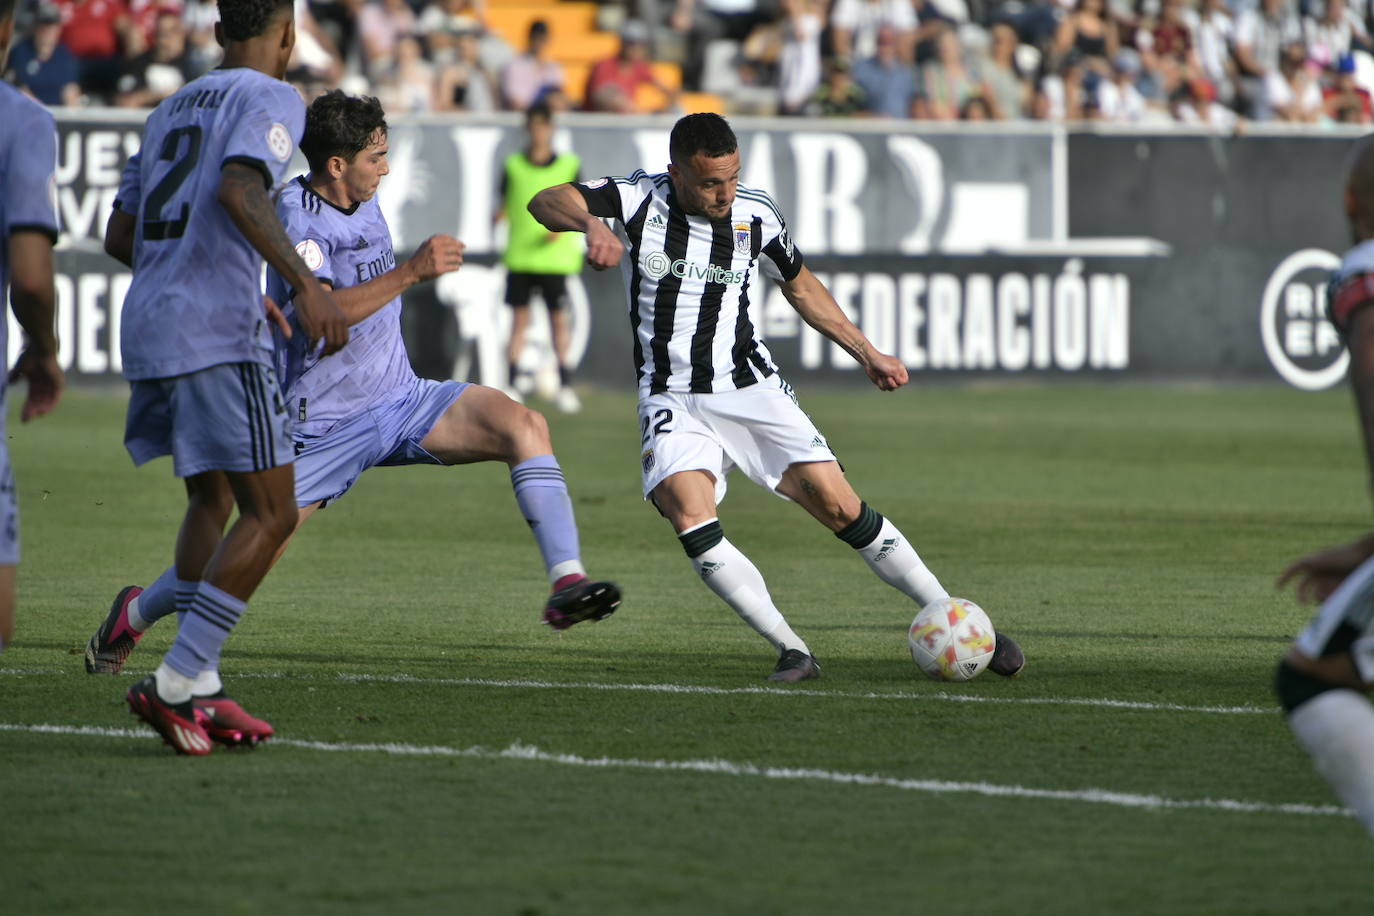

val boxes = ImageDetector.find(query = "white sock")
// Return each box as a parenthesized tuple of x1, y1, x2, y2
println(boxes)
(153, 662, 196, 705)
(192, 668, 223, 698)
(680, 520, 809, 656)
(856, 517, 949, 608)
(1288, 688, 1374, 836)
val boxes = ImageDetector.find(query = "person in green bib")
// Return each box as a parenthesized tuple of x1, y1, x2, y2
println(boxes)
(498, 101, 584, 413)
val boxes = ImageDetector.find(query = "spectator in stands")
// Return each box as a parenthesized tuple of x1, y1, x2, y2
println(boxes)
(921, 23, 978, 119)
(500, 18, 562, 110)
(310, 0, 364, 71)
(1303, 0, 1368, 72)
(114, 9, 191, 106)
(959, 92, 992, 118)
(830, 0, 916, 64)
(53, 0, 133, 98)
(358, 0, 416, 78)
(181, 0, 220, 75)
(1053, 0, 1118, 71)
(1234, 0, 1302, 119)
(776, 0, 823, 114)
(980, 21, 1030, 119)
(1194, 0, 1235, 105)
(671, 0, 779, 90)
(417, 0, 484, 49)
(434, 24, 497, 111)
(1036, 51, 1088, 120)
(584, 19, 679, 112)
(1265, 39, 1323, 121)
(803, 55, 867, 115)
(1172, 75, 1238, 127)
(852, 22, 920, 116)
(1324, 52, 1373, 122)
(4, 3, 81, 105)
(289, 0, 343, 85)
(1093, 47, 1159, 122)
(375, 33, 434, 112)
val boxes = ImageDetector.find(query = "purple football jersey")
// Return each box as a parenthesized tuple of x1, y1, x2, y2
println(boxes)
(116, 67, 305, 381)
(267, 176, 414, 436)
(0, 83, 60, 403)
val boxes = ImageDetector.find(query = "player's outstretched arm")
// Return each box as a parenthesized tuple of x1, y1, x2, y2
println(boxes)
(528, 184, 623, 269)
(328, 234, 465, 325)
(779, 265, 908, 391)
(7, 231, 63, 422)
(217, 163, 348, 356)
(103, 209, 136, 268)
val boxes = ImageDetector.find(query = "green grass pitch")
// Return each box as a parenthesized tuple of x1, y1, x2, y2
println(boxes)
(2, 383, 1371, 914)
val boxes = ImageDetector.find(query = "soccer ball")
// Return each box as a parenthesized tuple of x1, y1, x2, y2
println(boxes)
(908, 598, 997, 682)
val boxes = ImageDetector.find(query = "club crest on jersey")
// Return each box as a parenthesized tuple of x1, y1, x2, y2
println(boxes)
(734, 223, 751, 255)
(295, 239, 325, 272)
(581, 177, 609, 189)
(641, 448, 655, 473)
(267, 122, 293, 162)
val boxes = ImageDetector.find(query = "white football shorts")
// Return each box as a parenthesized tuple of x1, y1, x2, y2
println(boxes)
(636, 374, 836, 504)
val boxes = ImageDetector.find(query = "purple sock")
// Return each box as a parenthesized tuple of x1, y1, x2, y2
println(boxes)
(131, 567, 180, 629)
(163, 583, 245, 679)
(173, 578, 197, 628)
(510, 455, 583, 581)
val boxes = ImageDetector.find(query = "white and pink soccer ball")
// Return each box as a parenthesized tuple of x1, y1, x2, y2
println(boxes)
(908, 598, 997, 682)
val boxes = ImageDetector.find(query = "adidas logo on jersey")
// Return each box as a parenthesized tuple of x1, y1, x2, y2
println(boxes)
(647, 214, 666, 228)
(354, 236, 370, 250)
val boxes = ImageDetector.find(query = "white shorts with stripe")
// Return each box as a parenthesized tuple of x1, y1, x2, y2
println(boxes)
(125, 361, 293, 478)
(636, 374, 836, 504)
(1295, 553, 1374, 682)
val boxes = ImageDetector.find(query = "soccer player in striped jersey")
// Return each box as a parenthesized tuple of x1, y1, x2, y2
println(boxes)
(86, 91, 620, 699)
(97, 0, 349, 754)
(1276, 137, 1374, 837)
(0, 0, 64, 655)
(530, 113, 1024, 681)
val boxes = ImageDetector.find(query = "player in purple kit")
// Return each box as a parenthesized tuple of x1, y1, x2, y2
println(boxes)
(96, 0, 349, 755)
(0, 0, 65, 654)
(85, 91, 621, 702)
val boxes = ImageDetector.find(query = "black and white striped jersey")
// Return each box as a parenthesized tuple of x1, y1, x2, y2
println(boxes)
(575, 170, 804, 397)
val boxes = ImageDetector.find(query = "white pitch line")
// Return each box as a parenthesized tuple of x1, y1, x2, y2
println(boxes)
(0, 667, 1276, 715)
(0, 721, 1347, 820)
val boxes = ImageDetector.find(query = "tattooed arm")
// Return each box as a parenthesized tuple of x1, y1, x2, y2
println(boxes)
(217, 162, 348, 355)
(778, 265, 908, 391)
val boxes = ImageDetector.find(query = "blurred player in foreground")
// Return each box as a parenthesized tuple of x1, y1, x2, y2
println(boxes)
(100, 0, 349, 754)
(0, 0, 64, 654)
(1277, 137, 1374, 836)
(529, 113, 1023, 681)
(86, 91, 621, 717)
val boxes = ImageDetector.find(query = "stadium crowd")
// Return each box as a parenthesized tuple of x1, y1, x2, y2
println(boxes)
(3, 0, 1373, 123)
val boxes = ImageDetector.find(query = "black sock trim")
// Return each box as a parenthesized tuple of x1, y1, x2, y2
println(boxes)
(679, 521, 724, 558)
(1276, 659, 1338, 714)
(835, 502, 883, 549)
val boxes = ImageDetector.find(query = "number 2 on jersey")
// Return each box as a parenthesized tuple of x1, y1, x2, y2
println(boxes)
(142, 125, 203, 241)
(640, 408, 674, 444)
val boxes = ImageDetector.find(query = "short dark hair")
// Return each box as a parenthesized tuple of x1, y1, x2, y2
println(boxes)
(217, 0, 293, 42)
(300, 91, 388, 174)
(0, 0, 18, 22)
(669, 113, 737, 165)
(526, 100, 552, 125)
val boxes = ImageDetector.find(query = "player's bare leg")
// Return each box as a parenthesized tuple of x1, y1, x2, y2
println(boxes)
(130, 465, 298, 752)
(777, 460, 1025, 677)
(548, 307, 580, 413)
(87, 500, 320, 676)
(653, 469, 817, 681)
(420, 386, 619, 628)
(505, 304, 531, 400)
(0, 566, 15, 654)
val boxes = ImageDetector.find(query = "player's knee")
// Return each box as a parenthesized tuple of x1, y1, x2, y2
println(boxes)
(1276, 657, 1342, 714)
(259, 502, 299, 546)
(510, 404, 552, 455)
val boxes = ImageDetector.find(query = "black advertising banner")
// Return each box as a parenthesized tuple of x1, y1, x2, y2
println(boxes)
(23, 115, 1360, 390)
